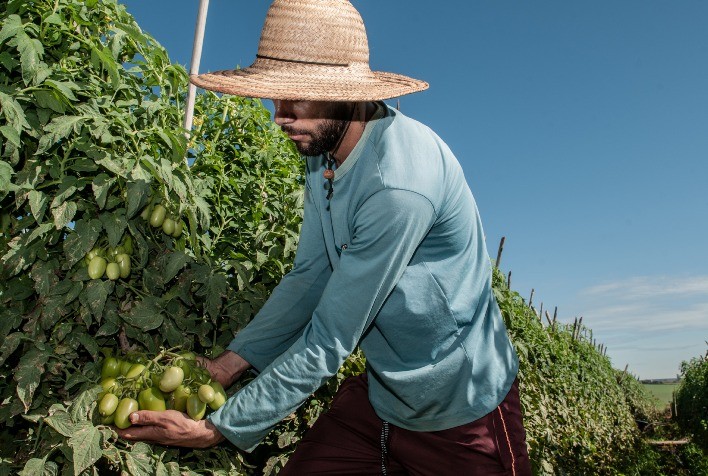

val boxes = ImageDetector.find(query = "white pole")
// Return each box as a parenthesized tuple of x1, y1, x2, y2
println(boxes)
(184, 0, 210, 163)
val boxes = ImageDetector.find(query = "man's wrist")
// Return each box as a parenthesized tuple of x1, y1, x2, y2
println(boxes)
(212, 350, 251, 387)
(203, 419, 226, 447)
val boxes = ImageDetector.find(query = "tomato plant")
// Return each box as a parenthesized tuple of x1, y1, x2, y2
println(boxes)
(0, 0, 664, 474)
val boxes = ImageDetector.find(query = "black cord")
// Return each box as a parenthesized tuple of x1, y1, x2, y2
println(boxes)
(325, 153, 335, 200)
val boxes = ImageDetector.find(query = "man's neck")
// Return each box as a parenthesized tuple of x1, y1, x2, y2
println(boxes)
(330, 101, 377, 167)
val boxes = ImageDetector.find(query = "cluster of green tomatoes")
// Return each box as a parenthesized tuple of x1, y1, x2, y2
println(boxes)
(141, 203, 184, 238)
(86, 235, 134, 280)
(97, 349, 227, 429)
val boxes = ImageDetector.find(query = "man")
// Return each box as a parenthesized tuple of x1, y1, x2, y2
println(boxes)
(119, 1, 531, 474)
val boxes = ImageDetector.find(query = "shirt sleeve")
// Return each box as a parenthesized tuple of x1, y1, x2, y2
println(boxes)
(226, 181, 332, 372)
(208, 188, 437, 451)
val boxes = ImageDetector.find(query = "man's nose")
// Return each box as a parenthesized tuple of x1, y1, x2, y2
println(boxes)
(273, 100, 295, 126)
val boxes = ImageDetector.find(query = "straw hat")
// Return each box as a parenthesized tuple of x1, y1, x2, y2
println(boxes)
(190, 0, 428, 101)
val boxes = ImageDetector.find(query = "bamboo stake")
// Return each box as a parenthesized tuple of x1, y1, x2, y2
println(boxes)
(528, 289, 534, 307)
(545, 310, 552, 327)
(183, 0, 210, 165)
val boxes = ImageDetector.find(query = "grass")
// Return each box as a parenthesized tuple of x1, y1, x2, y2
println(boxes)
(643, 383, 678, 410)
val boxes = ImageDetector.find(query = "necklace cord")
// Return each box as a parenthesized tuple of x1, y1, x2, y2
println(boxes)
(325, 103, 358, 200)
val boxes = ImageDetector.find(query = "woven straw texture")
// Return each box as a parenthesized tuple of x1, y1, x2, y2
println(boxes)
(190, 0, 428, 101)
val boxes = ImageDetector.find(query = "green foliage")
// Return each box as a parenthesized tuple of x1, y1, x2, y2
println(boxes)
(0, 0, 303, 473)
(0, 1, 683, 475)
(492, 267, 650, 475)
(674, 349, 708, 450)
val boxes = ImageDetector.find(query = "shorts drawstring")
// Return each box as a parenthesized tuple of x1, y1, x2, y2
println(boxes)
(380, 420, 390, 475)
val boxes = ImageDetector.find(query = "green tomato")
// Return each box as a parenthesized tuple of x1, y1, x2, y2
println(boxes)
(149, 204, 166, 228)
(101, 413, 115, 425)
(115, 253, 131, 278)
(100, 377, 118, 393)
(114, 398, 139, 429)
(105, 262, 120, 281)
(87, 247, 103, 260)
(125, 363, 147, 380)
(197, 384, 215, 404)
(98, 377, 118, 399)
(138, 387, 166, 411)
(175, 355, 194, 380)
(171, 221, 183, 237)
(119, 360, 133, 376)
(161, 217, 175, 236)
(186, 394, 207, 421)
(88, 256, 107, 280)
(159, 366, 184, 393)
(208, 381, 227, 411)
(101, 357, 121, 379)
(109, 245, 125, 257)
(170, 384, 191, 412)
(99, 393, 119, 416)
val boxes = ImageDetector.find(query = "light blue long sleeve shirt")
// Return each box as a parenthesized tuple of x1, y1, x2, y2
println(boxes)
(208, 104, 519, 451)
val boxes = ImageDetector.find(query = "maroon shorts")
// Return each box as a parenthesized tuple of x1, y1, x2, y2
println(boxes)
(281, 374, 532, 475)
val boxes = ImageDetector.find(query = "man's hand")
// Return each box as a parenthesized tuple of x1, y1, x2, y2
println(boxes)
(115, 410, 225, 448)
(196, 351, 251, 389)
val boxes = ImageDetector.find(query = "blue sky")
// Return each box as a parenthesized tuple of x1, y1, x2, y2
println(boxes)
(121, 0, 708, 379)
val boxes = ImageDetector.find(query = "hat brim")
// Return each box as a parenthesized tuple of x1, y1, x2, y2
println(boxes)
(190, 61, 428, 101)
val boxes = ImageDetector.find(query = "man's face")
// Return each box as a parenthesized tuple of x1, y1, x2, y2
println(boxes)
(272, 100, 353, 156)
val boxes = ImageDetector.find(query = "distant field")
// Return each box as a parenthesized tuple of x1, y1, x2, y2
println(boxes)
(643, 383, 679, 409)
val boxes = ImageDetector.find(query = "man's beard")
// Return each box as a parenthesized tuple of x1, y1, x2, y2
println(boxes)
(282, 103, 352, 156)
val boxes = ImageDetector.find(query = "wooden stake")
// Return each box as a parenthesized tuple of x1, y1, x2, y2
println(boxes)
(495, 236, 505, 269)
(545, 310, 552, 327)
(528, 289, 534, 307)
(507, 271, 512, 289)
(572, 317, 578, 340)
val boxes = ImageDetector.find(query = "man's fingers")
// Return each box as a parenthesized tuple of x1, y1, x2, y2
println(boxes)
(128, 409, 183, 426)
(128, 410, 158, 426)
(115, 425, 158, 442)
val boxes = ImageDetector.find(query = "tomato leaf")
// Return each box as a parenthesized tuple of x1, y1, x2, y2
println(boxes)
(69, 386, 102, 423)
(125, 180, 151, 218)
(100, 208, 127, 248)
(36, 115, 86, 155)
(18, 457, 56, 476)
(44, 410, 75, 438)
(62, 218, 102, 268)
(91, 173, 115, 210)
(51, 200, 77, 230)
(79, 280, 112, 320)
(122, 296, 164, 331)
(15, 345, 51, 412)
(28, 190, 48, 223)
(68, 421, 102, 476)
(0, 332, 23, 366)
(125, 442, 156, 475)
(162, 250, 191, 283)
